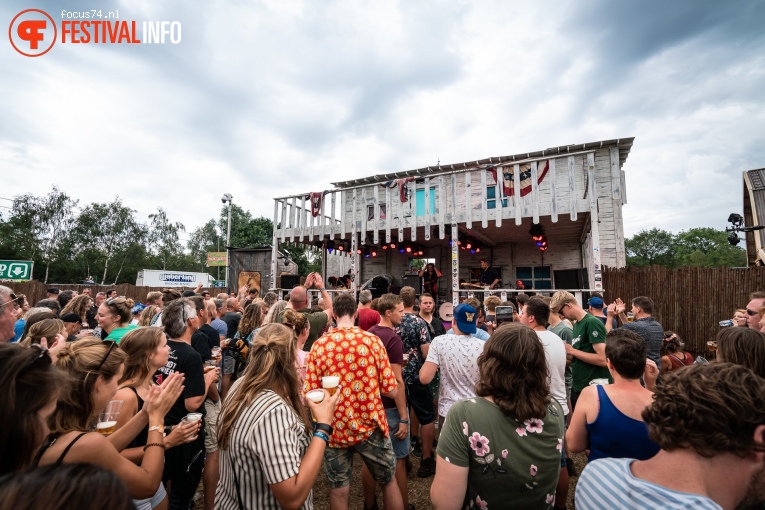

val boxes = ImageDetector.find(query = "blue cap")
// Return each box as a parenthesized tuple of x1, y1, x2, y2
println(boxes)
(453, 303, 477, 334)
(132, 303, 147, 314)
(587, 297, 604, 309)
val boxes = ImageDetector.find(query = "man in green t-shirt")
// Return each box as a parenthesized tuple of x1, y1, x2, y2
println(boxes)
(550, 291, 610, 410)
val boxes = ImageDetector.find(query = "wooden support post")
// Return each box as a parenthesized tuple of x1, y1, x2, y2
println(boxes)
(587, 153, 603, 291)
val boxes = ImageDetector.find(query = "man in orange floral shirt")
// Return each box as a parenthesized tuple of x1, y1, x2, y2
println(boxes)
(305, 292, 403, 510)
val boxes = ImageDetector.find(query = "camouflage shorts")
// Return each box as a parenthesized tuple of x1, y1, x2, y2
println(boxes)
(323, 428, 396, 488)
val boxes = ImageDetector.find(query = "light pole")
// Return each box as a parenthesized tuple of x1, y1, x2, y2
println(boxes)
(221, 193, 233, 290)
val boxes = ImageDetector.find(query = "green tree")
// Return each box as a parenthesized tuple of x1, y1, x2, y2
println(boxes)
(147, 207, 186, 270)
(675, 227, 747, 268)
(8, 187, 78, 283)
(187, 219, 223, 272)
(73, 198, 146, 284)
(625, 228, 677, 268)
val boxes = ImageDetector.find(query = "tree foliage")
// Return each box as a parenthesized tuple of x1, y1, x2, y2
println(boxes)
(626, 227, 746, 268)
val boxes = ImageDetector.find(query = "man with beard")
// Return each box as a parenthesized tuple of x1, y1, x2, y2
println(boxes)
(576, 362, 765, 510)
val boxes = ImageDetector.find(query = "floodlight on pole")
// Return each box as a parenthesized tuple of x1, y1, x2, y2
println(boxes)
(222, 193, 233, 289)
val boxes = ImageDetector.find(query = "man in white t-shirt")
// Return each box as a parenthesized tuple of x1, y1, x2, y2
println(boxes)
(520, 297, 570, 509)
(419, 303, 485, 423)
(576, 362, 765, 510)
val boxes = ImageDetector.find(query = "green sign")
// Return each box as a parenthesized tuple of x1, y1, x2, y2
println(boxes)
(0, 260, 34, 281)
(212, 280, 227, 288)
(207, 252, 227, 267)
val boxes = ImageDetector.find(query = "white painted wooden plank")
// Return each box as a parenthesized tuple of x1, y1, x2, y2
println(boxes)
(410, 182, 417, 242)
(438, 175, 446, 239)
(494, 168, 502, 227)
(450, 174, 457, 224)
(396, 182, 404, 243)
(621, 170, 627, 204)
(300, 195, 307, 241)
(610, 146, 621, 201)
(360, 187, 368, 243)
(568, 156, 577, 221)
(481, 169, 488, 228)
(320, 193, 326, 239)
(451, 222, 459, 306)
(424, 177, 431, 241)
(289, 197, 297, 242)
(351, 189, 357, 241)
(341, 191, 348, 237)
(385, 187, 392, 243)
(549, 159, 558, 223)
(279, 200, 287, 243)
(465, 173, 473, 229)
(330, 192, 336, 239)
(514, 164, 522, 225)
(373, 186, 379, 245)
(587, 152, 603, 291)
(273, 200, 279, 246)
(309, 198, 315, 241)
(531, 161, 540, 224)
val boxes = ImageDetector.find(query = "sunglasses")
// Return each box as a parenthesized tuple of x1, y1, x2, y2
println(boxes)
(0, 293, 20, 312)
(106, 297, 126, 306)
(96, 341, 117, 372)
(746, 309, 759, 316)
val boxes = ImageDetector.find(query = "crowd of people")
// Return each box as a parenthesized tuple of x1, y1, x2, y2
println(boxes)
(0, 280, 763, 510)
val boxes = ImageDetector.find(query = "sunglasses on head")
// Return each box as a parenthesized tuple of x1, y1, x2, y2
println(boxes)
(0, 293, 21, 312)
(106, 297, 126, 306)
(21, 344, 52, 372)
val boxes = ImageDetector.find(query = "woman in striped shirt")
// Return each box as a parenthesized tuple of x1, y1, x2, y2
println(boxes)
(216, 323, 341, 510)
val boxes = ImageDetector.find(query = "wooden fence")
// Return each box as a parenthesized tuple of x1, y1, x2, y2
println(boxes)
(2, 282, 221, 308)
(602, 266, 765, 356)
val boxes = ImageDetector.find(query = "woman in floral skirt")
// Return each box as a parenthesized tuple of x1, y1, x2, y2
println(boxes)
(430, 323, 565, 510)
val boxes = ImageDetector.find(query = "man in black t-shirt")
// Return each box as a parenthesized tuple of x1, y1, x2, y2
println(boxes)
(478, 258, 500, 289)
(155, 298, 219, 510)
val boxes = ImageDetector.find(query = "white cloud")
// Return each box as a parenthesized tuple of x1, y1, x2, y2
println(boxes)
(2, 0, 764, 239)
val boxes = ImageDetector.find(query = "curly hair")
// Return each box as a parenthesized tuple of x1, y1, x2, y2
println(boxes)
(60, 294, 92, 322)
(239, 302, 266, 339)
(475, 323, 550, 421)
(715, 327, 765, 378)
(263, 300, 288, 325)
(642, 362, 765, 458)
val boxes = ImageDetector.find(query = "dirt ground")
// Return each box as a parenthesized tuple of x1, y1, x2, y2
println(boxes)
(197, 452, 588, 509)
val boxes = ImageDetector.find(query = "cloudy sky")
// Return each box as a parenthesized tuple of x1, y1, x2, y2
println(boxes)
(2, 0, 764, 242)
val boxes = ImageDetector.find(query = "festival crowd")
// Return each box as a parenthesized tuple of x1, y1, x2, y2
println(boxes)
(0, 278, 763, 510)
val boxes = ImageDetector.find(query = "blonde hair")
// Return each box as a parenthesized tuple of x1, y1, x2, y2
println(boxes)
(119, 327, 164, 384)
(281, 308, 308, 333)
(550, 291, 577, 313)
(52, 338, 126, 433)
(263, 300, 288, 325)
(20, 319, 64, 347)
(137, 305, 159, 327)
(484, 296, 501, 312)
(217, 324, 308, 450)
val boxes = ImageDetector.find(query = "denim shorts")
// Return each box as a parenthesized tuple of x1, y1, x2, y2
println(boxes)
(385, 408, 410, 459)
(323, 428, 396, 488)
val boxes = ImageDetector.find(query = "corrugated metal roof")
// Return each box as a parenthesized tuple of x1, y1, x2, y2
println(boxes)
(331, 137, 635, 189)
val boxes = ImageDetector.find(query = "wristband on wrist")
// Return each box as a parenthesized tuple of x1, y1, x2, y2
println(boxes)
(314, 422, 333, 435)
(313, 430, 330, 443)
(143, 442, 166, 451)
(399, 419, 409, 424)
(148, 425, 165, 434)
(318, 287, 326, 292)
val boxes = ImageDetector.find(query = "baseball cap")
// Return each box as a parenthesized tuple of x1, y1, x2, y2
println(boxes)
(587, 297, 604, 309)
(453, 303, 477, 334)
(132, 303, 147, 315)
(48, 287, 60, 295)
(60, 313, 82, 323)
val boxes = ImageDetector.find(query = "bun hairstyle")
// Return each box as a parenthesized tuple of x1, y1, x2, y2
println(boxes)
(0, 344, 66, 476)
(20, 318, 65, 347)
(281, 308, 308, 334)
(663, 331, 684, 353)
(102, 297, 135, 324)
(119, 327, 165, 384)
(52, 338, 127, 434)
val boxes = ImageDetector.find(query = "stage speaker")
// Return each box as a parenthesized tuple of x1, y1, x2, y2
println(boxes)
(553, 269, 590, 290)
(402, 275, 422, 293)
(280, 274, 301, 289)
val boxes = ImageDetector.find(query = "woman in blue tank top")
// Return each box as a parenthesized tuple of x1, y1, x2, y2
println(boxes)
(566, 329, 660, 462)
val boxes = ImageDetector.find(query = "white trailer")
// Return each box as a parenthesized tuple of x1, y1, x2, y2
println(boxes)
(136, 269, 215, 288)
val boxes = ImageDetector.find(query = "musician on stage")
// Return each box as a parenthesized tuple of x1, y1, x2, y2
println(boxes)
(461, 259, 500, 290)
(418, 263, 442, 296)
